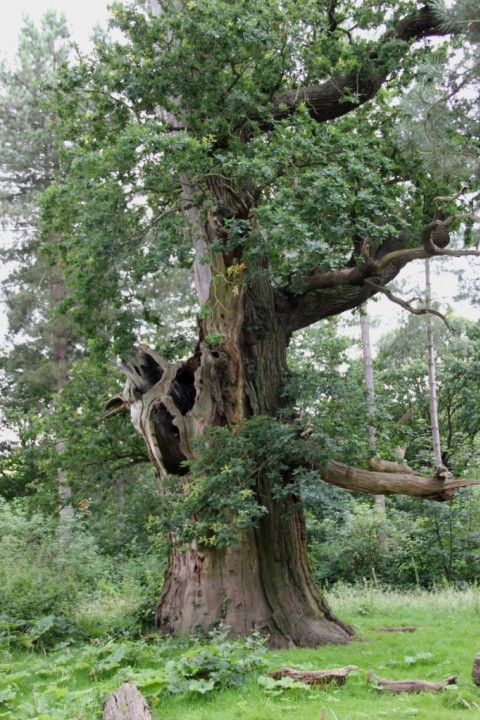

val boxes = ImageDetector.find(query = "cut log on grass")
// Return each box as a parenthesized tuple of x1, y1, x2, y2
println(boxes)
(368, 670, 457, 693)
(103, 682, 152, 720)
(269, 665, 358, 686)
(472, 653, 480, 685)
(377, 626, 417, 633)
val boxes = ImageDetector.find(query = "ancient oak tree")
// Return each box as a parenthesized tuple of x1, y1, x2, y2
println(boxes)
(55, 1, 479, 647)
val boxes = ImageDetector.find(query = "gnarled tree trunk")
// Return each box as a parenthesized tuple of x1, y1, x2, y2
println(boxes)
(157, 509, 352, 647)
(110, 270, 354, 647)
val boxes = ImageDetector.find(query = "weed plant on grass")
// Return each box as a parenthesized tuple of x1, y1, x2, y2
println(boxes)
(1, 586, 480, 719)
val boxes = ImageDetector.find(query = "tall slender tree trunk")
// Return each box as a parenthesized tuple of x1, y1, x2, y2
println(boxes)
(359, 311, 386, 515)
(360, 311, 387, 554)
(425, 259, 442, 466)
(51, 253, 73, 528)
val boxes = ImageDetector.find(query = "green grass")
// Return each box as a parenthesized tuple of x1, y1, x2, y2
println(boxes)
(2, 586, 480, 719)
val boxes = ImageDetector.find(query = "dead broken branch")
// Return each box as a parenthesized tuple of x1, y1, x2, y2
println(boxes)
(319, 459, 480, 502)
(269, 665, 358, 687)
(368, 458, 414, 474)
(368, 670, 457, 693)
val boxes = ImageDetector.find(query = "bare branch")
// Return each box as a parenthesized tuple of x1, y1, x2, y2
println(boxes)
(375, 245, 480, 272)
(433, 183, 469, 209)
(319, 460, 480, 502)
(363, 279, 453, 330)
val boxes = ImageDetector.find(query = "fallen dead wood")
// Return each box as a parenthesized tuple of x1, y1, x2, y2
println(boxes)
(377, 626, 417, 633)
(368, 670, 457, 693)
(269, 665, 358, 686)
(103, 682, 152, 720)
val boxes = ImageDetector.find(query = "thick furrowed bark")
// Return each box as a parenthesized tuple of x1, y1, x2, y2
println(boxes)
(252, 482, 353, 646)
(157, 503, 353, 648)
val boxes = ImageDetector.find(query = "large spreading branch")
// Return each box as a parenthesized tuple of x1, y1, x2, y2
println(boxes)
(268, 5, 452, 127)
(319, 460, 480, 502)
(284, 226, 480, 332)
(284, 253, 401, 333)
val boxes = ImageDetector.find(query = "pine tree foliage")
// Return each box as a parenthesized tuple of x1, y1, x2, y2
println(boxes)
(397, 1, 479, 204)
(0, 12, 69, 229)
(0, 13, 72, 404)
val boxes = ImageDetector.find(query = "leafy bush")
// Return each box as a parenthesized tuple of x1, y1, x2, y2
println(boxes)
(0, 499, 107, 621)
(307, 501, 425, 587)
(160, 416, 307, 547)
(0, 497, 171, 646)
(76, 550, 167, 637)
(130, 627, 268, 697)
(308, 491, 480, 588)
(0, 613, 80, 649)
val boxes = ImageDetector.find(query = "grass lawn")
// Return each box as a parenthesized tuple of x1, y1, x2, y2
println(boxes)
(2, 585, 480, 719)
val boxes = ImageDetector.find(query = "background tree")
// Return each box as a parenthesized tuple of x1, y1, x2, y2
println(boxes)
(0, 12, 71, 388)
(0, 15, 190, 537)
(0, 12, 76, 518)
(41, 0, 480, 647)
(375, 313, 480, 474)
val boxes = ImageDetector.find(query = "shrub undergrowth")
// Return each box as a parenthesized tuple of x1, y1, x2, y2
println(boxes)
(0, 499, 165, 648)
(2, 587, 480, 719)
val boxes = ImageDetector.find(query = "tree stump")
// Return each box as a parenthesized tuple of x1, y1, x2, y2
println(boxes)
(368, 670, 457, 693)
(472, 653, 480, 685)
(269, 665, 358, 686)
(103, 682, 152, 720)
